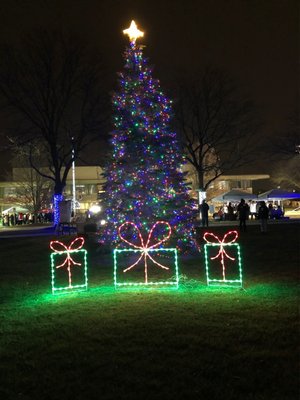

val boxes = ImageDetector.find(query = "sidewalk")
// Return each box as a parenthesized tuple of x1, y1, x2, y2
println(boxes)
(0, 224, 56, 238)
(0, 218, 299, 239)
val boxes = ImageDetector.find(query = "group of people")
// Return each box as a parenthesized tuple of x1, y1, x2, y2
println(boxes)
(1, 211, 53, 226)
(199, 198, 272, 233)
(236, 199, 269, 233)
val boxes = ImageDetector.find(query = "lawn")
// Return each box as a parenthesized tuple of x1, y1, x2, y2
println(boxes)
(0, 222, 299, 400)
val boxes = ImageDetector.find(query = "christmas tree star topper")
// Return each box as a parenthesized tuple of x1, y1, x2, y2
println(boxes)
(123, 20, 144, 43)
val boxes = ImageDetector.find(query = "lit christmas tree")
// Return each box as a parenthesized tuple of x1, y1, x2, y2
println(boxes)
(102, 21, 196, 249)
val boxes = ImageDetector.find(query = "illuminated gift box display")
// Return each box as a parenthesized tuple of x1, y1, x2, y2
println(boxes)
(50, 237, 88, 294)
(203, 231, 243, 287)
(114, 221, 179, 288)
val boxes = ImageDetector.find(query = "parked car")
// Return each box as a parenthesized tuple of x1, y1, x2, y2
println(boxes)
(284, 207, 300, 218)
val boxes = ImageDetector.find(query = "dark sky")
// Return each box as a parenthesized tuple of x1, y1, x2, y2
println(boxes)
(0, 0, 299, 176)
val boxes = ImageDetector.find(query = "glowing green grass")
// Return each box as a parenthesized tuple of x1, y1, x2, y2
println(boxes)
(0, 223, 299, 399)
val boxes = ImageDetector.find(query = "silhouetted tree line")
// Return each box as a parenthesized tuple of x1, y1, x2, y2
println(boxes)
(1, 28, 295, 205)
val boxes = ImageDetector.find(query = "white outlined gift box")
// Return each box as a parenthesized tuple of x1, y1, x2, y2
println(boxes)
(113, 221, 179, 288)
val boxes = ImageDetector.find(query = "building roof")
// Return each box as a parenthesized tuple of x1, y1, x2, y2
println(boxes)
(212, 189, 258, 202)
(219, 174, 270, 181)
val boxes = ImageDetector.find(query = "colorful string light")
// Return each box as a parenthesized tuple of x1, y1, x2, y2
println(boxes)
(50, 237, 88, 294)
(101, 21, 196, 250)
(203, 230, 243, 287)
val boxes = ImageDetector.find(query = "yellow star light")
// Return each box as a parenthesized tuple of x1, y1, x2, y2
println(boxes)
(123, 20, 144, 43)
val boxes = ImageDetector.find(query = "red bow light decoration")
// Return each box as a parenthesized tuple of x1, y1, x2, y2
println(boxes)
(118, 221, 172, 284)
(50, 237, 85, 287)
(203, 230, 238, 281)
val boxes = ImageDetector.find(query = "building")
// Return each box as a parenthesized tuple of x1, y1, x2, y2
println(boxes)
(207, 174, 270, 199)
(0, 165, 270, 215)
(0, 166, 105, 214)
(184, 162, 270, 200)
(62, 166, 105, 212)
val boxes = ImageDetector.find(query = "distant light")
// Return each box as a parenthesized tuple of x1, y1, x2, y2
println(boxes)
(90, 205, 101, 214)
(100, 219, 106, 225)
(198, 190, 206, 204)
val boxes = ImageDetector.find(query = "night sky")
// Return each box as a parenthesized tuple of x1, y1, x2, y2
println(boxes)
(0, 0, 298, 176)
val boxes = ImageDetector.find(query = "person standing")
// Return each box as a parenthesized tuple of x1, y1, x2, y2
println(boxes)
(227, 202, 234, 221)
(200, 199, 209, 227)
(18, 212, 23, 225)
(237, 198, 249, 232)
(10, 213, 15, 226)
(268, 203, 273, 219)
(258, 201, 269, 233)
(249, 201, 257, 219)
(4, 213, 9, 226)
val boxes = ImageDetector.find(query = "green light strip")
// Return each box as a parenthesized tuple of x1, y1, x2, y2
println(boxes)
(50, 249, 88, 294)
(116, 282, 178, 286)
(114, 248, 179, 288)
(204, 243, 243, 287)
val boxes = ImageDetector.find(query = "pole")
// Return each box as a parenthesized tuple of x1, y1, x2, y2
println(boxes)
(198, 189, 206, 220)
(71, 137, 76, 216)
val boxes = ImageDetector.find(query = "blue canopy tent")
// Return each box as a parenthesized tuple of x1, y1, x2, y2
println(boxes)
(258, 189, 300, 201)
(258, 189, 300, 219)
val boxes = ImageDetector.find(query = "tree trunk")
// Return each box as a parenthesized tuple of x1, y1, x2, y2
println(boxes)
(197, 170, 204, 192)
(53, 181, 65, 226)
(54, 181, 65, 197)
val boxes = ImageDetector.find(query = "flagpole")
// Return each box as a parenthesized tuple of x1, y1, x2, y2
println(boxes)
(71, 137, 76, 216)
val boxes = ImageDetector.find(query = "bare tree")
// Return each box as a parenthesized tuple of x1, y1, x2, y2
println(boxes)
(13, 169, 52, 218)
(261, 109, 300, 191)
(173, 68, 262, 192)
(270, 158, 300, 191)
(269, 110, 300, 158)
(8, 142, 53, 219)
(0, 30, 109, 201)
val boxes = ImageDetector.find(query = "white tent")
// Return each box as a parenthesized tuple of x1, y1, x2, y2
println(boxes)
(211, 189, 258, 202)
(2, 206, 29, 214)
